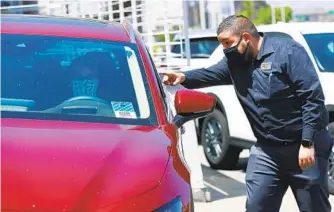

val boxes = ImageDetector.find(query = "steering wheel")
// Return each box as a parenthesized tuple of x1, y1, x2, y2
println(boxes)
(63, 96, 110, 105)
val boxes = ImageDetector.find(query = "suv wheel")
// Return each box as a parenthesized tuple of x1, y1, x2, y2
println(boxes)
(201, 109, 241, 170)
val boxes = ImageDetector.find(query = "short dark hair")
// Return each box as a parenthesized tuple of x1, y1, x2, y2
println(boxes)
(217, 15, 259, 38)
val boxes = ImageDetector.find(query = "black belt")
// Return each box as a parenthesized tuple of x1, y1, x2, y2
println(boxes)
(258, 126, 329, 147)
(257, 126, 328, 146)
(257, 140, 299, 147)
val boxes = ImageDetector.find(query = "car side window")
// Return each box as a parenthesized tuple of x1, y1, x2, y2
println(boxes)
(1, 34, 157, 125)
(146, 48, 169, 113)
(265, 32, 293, 39)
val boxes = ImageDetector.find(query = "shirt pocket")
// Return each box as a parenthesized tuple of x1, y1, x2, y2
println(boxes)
(252, 69, 271, 97)
(268, 71, 290, 97)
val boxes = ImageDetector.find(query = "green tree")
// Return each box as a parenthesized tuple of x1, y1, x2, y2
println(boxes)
(276, 6, 293, 22)
(240, 5, 293, 25)
(154, 33, 175, 42)
(153, 25, 178, 42)
(239, 1, 256, 21)
(254, 6, 272, 25)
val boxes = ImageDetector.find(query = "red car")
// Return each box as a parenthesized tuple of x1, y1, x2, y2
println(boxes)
(1, 15, 216, 212)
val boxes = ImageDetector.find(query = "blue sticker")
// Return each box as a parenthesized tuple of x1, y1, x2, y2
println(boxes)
(111, 101, 136, 119)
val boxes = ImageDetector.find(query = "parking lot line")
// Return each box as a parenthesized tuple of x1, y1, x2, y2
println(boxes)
(204, 181, 229, 196)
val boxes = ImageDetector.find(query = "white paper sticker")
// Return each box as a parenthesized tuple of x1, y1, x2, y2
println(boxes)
(111, 101, 137, 119)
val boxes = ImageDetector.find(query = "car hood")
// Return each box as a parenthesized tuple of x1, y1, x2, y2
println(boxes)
(319, 73, 334, 105)
(1, 118, 171, 212)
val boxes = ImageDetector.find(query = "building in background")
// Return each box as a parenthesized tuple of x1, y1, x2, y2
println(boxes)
(187, 0, 270, 30)
(205, 1, 232, 29)
(187, 0, 234, 30)
(1, 0, 39, 14)
(293, 9, 334, 22)
(46, 0, 142, 24)
(1, 0, 236, 31)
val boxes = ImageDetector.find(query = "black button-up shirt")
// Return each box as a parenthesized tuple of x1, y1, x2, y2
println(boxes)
(182, 33, 329, 145)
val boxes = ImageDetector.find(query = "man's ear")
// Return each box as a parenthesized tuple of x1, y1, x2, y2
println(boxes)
(243, 32, 252, 42)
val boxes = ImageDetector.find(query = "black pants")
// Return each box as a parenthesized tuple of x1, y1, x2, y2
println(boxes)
(245, 130, 333, 212)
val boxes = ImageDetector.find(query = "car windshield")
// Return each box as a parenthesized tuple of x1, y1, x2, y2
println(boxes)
(303, 33, 334, 73)
(171, 37, 219, 58)
(1, 34, 157, 126)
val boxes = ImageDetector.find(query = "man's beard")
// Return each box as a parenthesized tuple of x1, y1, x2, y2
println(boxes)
(243, 43, 255, 64)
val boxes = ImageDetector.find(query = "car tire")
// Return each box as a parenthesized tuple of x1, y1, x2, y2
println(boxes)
(329, 122, 334, 140)
(201, 109, 241, 170)
(328, 122, 334, 195)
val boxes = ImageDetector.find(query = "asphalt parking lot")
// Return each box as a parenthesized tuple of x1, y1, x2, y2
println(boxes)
(194, 147, 334, 212)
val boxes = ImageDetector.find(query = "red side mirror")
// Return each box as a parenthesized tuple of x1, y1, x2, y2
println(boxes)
(175, 89, 216, 115)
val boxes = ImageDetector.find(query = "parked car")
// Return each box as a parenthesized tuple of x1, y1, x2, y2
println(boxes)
(1, 14, 217, 211)
(188, 22, 334, 192)
(160, 29, 219, 70)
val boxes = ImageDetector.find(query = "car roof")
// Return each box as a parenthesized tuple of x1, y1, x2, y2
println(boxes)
(1, 14, 132, 42)
(173, 29, 217, 40)
(257, 22, 334, 34)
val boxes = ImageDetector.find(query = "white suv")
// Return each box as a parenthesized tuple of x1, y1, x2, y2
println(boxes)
(162, 29, 219, 70)
(189, 22, 334, 192)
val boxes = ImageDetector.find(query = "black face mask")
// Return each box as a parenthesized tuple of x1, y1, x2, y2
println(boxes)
(223, 37, 253, 64)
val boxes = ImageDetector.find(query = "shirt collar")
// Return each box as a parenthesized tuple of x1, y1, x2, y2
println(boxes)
(256, 32, 275, 60)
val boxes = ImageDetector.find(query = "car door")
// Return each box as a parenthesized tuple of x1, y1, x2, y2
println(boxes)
(146, 49, 192, 173)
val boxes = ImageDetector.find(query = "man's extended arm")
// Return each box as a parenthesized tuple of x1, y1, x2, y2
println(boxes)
(287, 42, 326, 144)
(181, 57, 232, 89)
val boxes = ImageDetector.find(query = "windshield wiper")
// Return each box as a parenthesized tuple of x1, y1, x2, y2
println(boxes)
(190, 54, 210, 58)
(61, 106, 98, 115)
(172, 53, 210, 59)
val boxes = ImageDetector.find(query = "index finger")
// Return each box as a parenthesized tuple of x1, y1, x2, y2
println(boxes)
(159, 71, 174, 81)
(162, 75, 169, 83)
(158, 71, 172, 75)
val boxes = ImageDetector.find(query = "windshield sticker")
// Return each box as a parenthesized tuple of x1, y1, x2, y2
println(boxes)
(111, 101, 137, 119)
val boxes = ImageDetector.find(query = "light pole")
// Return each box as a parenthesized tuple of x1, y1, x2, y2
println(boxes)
(182, 0, 191, 66)
(271, 5, 276, 24)
(281, 7, 286, 22)
(199, 0, 206, 30)
(229, 0, 235, 15)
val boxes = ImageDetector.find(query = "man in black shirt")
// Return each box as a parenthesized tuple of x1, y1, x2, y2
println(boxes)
(163, 15, 333, 212)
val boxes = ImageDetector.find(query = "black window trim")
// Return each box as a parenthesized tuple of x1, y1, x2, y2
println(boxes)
(145, 46, 169, 113)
